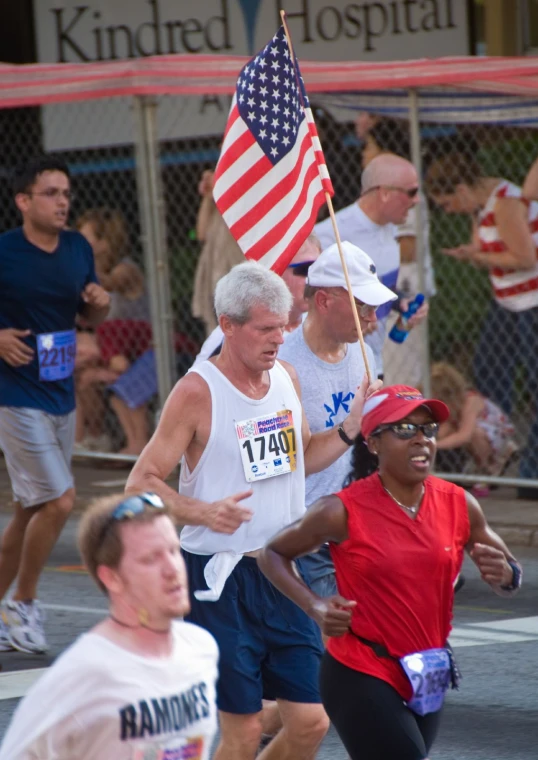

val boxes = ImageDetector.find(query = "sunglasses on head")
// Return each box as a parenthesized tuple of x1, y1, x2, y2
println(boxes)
(372, 422, 439, 440)
(288, 261, 315, 277)
(98, 492, 165, 546)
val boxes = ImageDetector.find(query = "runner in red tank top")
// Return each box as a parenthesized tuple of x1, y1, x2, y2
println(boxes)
(258, 385, 522, 760)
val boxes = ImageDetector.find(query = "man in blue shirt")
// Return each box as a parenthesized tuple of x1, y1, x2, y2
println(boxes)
(0, 156, 110, 654)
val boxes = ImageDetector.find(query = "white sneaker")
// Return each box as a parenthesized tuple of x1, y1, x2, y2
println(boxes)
(0, 610, 15, 651)
(3, 599, 48, 654)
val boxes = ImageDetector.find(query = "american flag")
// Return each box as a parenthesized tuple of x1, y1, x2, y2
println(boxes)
(213, 26, 334, 275)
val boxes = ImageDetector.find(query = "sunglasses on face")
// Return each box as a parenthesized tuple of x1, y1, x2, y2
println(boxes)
(372, 422, 439, 440)
(365, 185, 419, 199)
(98, 492, 165, 546)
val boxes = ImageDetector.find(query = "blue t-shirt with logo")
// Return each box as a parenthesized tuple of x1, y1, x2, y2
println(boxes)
(0, 227, 98, 415)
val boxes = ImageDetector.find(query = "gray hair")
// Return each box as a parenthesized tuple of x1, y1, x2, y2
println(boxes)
(214, 260, 293, 324)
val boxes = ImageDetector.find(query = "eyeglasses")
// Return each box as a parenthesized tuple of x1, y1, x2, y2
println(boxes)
(288, 261, 315, 277)
(98, 492, 165, 546)
(27, 188, 74, 202)
(353, 299, 377, 319)
(372, 422, 439, 440)
(364, 186, 419, 199)
(333, 291, 376, 319)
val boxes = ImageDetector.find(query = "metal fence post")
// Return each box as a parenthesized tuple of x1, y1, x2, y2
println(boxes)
(133, 95, 175, 410)
(408, 87, 431, 398)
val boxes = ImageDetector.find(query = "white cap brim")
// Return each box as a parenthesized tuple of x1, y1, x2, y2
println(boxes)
(351, 280, 398, 307)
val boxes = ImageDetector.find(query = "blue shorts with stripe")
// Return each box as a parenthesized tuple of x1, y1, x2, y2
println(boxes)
(182, 551, 323, 714)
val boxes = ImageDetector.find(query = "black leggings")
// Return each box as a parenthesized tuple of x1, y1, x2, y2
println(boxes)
(320, 652, 442, 760)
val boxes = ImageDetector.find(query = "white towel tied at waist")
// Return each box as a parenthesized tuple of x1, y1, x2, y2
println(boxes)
(193, 551, 243, 602)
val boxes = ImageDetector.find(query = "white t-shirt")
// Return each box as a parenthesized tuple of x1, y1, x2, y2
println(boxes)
(315, 204, 399, 375)
(0, 621, 219, 760)
(394, 195, 436, 298)
(278, 324, 376, 506)
(194, 326, 224, 366)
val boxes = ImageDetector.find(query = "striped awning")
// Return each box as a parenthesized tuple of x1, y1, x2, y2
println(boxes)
(0, 55, 538, 109)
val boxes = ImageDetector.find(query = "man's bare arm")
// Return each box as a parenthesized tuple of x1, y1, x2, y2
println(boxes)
(279, 360, 381, 476)
(126, 374, 253, 533)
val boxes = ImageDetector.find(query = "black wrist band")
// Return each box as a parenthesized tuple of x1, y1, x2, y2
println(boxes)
(500, 560, 522, 591)
(337, 422, 354, 446)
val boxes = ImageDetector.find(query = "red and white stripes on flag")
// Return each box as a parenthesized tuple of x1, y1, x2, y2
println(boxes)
(212, 26, 334, 275)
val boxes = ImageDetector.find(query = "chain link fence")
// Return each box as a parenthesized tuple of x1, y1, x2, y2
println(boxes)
(1, 86, 538, 488)
(311, 96, 538, 490)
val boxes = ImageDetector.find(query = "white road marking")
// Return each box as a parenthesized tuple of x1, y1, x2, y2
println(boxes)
(0, 668, 47, 700)
(90, 478, 128, 488)
(451, 615, 538, 648)
(469, 615, 538, 634)
(42, 603, 106, 615)
(3, 615, 538, 703)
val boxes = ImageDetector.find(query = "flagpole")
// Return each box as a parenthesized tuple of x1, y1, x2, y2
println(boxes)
(280, 11, 373, 385)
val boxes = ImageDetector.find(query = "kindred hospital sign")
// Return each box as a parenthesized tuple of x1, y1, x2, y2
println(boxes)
(33, 0, 469, 150)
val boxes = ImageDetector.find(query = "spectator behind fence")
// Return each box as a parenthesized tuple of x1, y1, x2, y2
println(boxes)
(75, 208, 152, 455)
(425, 152, 538, 498)
(431, 361, 518, 495)
(315, 153, 429, 379)
(192, 169, 245, 336)
(360, 118, 436, 387)
(354, 111, 379, 141)
(523, 153, 538, 201)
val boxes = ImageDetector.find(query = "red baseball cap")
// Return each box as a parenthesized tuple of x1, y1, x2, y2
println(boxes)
(361, 385, 450, 440)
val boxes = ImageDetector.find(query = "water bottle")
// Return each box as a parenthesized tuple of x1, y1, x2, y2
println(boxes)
(389, 294, 425, 344)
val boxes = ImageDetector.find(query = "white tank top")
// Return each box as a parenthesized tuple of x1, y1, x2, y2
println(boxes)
(180, 360, 305, 555)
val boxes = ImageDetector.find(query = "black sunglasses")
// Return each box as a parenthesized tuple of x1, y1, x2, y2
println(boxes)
(372, 422, 439, 440)
(98, 492, 165, 546)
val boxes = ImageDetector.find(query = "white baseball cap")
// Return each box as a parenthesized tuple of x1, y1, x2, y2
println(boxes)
(306, 241, 398, 307)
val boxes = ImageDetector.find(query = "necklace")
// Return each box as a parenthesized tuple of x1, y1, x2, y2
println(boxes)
(381, 482, 425, 515)
(109, 614, 170, 635)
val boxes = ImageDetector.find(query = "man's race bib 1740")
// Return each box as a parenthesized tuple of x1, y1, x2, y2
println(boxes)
(37, 329, 76, 382)
(236, 409, 297, 483)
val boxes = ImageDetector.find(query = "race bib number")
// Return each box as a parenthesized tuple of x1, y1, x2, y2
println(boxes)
(236, 409, 297, 483)
(400, 648, 451, 716)
(131, 736, 204, 759)
(37, 330, 76, 382)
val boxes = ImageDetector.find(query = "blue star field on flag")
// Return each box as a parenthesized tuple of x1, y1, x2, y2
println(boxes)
(235, 27, 308, 166)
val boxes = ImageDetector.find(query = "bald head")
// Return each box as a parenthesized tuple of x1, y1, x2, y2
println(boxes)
(361, 154, 417, 193)
(359, 154, 419, 225)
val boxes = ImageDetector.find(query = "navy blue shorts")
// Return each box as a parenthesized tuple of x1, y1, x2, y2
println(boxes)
(183, 551, 323, 714)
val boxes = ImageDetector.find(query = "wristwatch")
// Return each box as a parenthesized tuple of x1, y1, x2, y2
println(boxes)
(337, 422, 354, 446)
(500, 560, 522, 592)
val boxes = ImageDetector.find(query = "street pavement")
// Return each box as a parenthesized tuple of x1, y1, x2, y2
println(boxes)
(1, 460, 538, 757)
